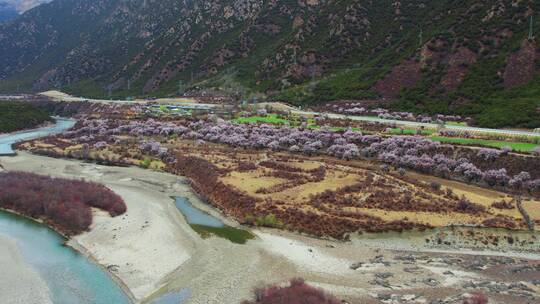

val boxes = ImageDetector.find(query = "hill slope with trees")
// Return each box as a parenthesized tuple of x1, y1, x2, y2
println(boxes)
(0, 101, 53, 133)
(0, 2, 18, 22)
(0, 0, 538, 127)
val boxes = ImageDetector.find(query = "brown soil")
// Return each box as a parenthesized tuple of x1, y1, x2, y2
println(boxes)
(373, 59, 422, 98)
(18, 135, 536, 239)
(504, 39, 537, 88)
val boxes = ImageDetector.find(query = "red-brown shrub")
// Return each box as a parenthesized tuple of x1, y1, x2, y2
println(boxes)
(242, 278, 341, 304)
(491, 200, 515, 210)
(0, 172, 126, 235)
(463, 292, 488, 304)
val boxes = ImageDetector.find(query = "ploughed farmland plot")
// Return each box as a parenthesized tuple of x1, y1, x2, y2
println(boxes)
(169, 145, 536, 238)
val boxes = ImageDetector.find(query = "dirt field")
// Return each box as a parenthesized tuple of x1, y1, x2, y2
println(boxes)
(19, 137, 539, 239)
(5, 146, 540, 304)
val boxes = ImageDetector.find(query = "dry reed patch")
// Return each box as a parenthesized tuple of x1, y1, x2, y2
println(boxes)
(65, 144, 83, 153)
(407, 171, 529, 215)
(286, 160, 324, 171)
(221, 171, 287, 198)
(17, 133, 534, 236)
(354, 208, 480, 227)
(522, 200, 540, 223)
(272, 171, 360, 203)
(408, 171, 505, 199)
(224, 158, 362, 203)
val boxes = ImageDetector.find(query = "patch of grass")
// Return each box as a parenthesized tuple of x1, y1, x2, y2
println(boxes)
(232, 115, 369, 134)
(139, 158, 164, 170)
(159, 105, 170, 112)
(190, 224, 255, 244)
(429, 136, 539, 152)
(139, 157, 152, 169)
(233, 114, 290, 125)
(445, 122, 468, 127)
(245, 214, 284, 228)
(388, 128, 434, 135)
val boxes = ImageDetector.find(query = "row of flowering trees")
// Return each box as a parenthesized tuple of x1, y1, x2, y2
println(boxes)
(371, 137, 540, 193)
(61, 118, 540, 195)
(63, 118, 371, 161)
(0, 172, 126, 235)
(326, 104, 466, 123)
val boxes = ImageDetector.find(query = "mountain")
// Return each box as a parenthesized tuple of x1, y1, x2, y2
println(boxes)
(0, 0, 49, 22)
(2, 0, 50, 13)
(0, 2, 18, 22)
(0, 0, 538, 128)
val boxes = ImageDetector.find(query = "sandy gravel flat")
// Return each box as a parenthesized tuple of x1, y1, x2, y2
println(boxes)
(40, 90, 200, 106)
(0, 235, 52, 304)
(255, 232, 352, 275)
(2, 153, 539, 304)
(1, 153, 197, 301)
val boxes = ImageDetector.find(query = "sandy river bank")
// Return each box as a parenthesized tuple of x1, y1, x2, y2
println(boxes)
(1, 152, 197, 301)
(1, 152, 539, 304)
(0, 235, 52, 304)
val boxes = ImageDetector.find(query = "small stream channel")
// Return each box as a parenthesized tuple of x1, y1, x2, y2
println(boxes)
(2, 119, 537, 303)
(174, 196, 254, 244)
(0, 118, 132, 303)
(146, 197, 256, 304)
(0, 117, 76, 155)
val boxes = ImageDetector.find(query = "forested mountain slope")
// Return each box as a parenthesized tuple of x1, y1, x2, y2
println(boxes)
(0, 0, 50, 22)
(0, 2, 18, 22)
(0, 0, 538, 127)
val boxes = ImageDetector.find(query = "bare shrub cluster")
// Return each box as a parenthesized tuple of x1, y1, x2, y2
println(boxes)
(0, 172, 126, 235)
(242, 278, 341, 304)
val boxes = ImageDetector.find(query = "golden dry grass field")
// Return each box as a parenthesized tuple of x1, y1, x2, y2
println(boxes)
(19, 136, 540, 236)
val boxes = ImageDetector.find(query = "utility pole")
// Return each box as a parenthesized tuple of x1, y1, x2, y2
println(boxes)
(308, 66, 316, 93)
(107, 85, 112, 100)
(127, 79, 131, 91)
(418, 28, 423, 47)
(529, 15, 534, 40)
(178, 80, 184, 96)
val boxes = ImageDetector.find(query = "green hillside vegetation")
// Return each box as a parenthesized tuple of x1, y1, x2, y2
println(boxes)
(190, 224, 255, 245)
(0, 102, 53, 133)
(233, 114, 290, 125)
(430, 136, 539, 152)
(0, 0, 538, 128)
